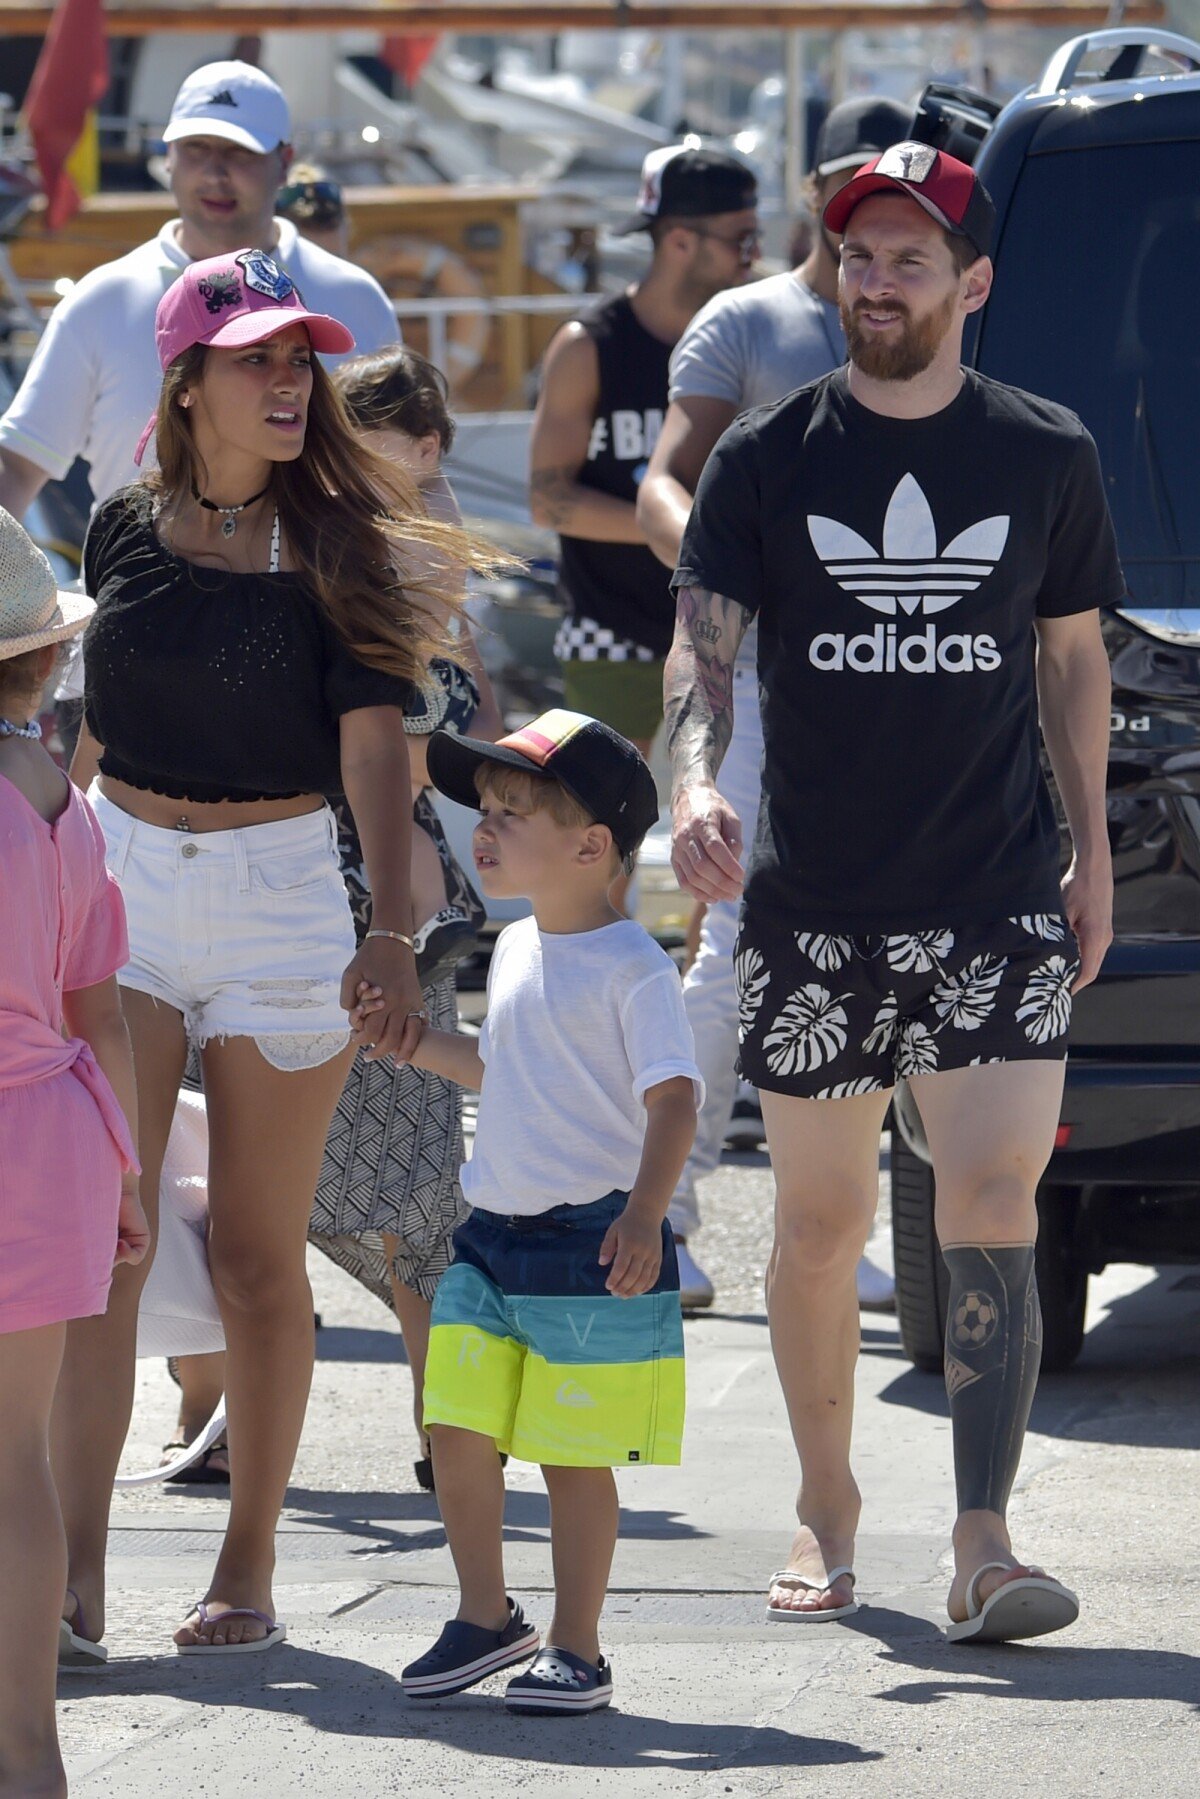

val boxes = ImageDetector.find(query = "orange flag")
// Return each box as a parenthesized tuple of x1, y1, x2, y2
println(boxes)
(24, 0, 109, 230)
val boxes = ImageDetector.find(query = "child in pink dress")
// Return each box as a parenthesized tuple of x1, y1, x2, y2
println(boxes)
(0, 507, 146, 1797)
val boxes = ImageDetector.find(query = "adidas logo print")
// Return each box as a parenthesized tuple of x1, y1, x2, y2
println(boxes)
(806, 474, 1009, 676)
(205, 89, 238, 108)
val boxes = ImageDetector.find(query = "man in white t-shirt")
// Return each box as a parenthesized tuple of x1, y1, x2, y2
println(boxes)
(0, 59, 399, 521)
(637, 98, 909, 1309)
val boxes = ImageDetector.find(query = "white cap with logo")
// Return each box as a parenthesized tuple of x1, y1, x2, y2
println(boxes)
(163, 60, 291, 155)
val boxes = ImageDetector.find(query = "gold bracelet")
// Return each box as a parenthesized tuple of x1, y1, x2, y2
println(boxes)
(365, 928, 415, 949)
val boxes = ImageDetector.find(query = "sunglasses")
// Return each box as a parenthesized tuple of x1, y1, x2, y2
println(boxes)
(277, 179, 345, 228)
(683, 224, 762, 263)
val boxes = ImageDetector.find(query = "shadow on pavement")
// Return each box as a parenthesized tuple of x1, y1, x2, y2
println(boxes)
(316, 1325, 406, 1365)
(843, 1607, 1200, 1712)
(876, 1267, 1200, 1447)
(283, 1486, 708, 1551)
(59, 1645, 881, 1770)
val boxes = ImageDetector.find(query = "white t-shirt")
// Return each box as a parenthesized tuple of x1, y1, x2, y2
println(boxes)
(668, 272, 844, 675)
(0, 216, 400, 505)
(464, 916, 703, 1217)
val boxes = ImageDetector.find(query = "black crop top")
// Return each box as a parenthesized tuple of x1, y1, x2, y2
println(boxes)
(82, 486, 415, 803)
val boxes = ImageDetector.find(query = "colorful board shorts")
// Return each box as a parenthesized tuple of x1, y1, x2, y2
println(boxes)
(735, 912, 1080, 1099)
(423, 1191, 685, 1467)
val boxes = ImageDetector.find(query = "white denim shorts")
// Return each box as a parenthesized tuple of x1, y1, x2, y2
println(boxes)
(90, 784, 354, 1071)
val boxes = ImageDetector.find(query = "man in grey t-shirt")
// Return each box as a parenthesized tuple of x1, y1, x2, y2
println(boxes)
(638, 98, 909, 1311)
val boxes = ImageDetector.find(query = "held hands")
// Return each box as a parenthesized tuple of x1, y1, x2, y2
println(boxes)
(349, 979, 427, 1063)
(598, 1201, 664, 1298)
(341, 937, 426, 1063)
(671, 782, 744, 903)
(1061, 855, 1114, 992)
(115, 1180, 150, 1269)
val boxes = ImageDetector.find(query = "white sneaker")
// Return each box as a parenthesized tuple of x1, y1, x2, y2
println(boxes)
(856, 1253, 895, 1312)
(674, 1239, 714, 1310)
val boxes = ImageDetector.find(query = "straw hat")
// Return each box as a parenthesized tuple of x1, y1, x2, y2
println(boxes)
(0, 505, 94, 660)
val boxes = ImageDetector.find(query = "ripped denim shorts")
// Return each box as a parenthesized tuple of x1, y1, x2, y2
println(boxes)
(90, 784, 354, 1071)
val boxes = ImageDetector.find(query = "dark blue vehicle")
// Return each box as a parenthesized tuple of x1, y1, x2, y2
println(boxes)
(890, 30, 1200, 1370)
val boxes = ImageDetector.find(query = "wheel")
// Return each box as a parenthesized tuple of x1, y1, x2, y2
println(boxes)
(890, 1136, 948, 1372)
(1034, 1184, 1088, 1372)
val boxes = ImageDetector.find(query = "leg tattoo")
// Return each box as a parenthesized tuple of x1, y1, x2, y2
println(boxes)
(942, 1244, 1042, 1516)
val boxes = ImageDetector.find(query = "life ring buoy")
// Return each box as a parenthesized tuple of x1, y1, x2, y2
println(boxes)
(355, 234, 490, 390)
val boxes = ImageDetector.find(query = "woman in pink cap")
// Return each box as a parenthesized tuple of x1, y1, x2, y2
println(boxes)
(0, 507, 147, 1788)
(65, 249, 481, 1655)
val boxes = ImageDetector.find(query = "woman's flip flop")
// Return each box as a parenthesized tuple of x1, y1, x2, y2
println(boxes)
(945, 1561, 1079, 1644)
(176, 1602, 287, 1656)
(766, 1566, 858, 1623)
(59, 1589, 108, 1668)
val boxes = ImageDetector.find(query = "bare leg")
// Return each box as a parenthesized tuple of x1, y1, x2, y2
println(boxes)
(168, 1352, 228, 1470)
(50, 989, 187, 1643)
(759, 1087, 892, 1614)
(0, 1322, 67, 1799)
(910, 1060, 1065, 1621)
(427, 1424, 508, 1631)
(541, 1465, 618, 1665)
(174, 1037, 353, 1649)
(382, 1241, 432, 1457)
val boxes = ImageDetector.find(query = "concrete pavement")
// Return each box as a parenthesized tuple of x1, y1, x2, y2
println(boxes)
(60, 1147, 1200, 1797)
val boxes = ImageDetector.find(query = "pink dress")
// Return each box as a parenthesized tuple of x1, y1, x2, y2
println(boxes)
(0, 774, 137, 1333)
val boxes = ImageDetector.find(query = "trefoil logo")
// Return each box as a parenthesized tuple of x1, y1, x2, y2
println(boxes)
(807, 475, 1009, 675)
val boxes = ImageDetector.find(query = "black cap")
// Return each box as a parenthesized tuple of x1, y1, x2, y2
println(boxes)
(426, 708, 660, 870)
(614, 144, 758, 236)
(813, 96, 913, 178)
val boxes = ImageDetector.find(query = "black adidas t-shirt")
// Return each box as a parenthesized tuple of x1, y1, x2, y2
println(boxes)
(675, 368, 1125, 931)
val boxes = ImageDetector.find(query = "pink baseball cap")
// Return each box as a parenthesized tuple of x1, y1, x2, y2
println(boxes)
(133, 248, 355, 465)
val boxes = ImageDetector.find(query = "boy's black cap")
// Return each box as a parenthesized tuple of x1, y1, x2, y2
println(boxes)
(813, 96, 913, 177)
(427, 708, 660, 865)
(614, 143, 757, 236)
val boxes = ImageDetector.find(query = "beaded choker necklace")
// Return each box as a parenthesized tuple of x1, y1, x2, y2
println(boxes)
(0, 716, 41, 740)
(192, 484, 271, 540)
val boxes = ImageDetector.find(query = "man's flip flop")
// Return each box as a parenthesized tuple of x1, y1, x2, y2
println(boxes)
(176, 1602, 287, 1656)
(59, 1589, 108, 1668)
(766, 1566, 858, 1623)
(945, 1561, 1079, 1644)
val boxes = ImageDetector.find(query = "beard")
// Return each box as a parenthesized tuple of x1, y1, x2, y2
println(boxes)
(841, 290, 956, 381)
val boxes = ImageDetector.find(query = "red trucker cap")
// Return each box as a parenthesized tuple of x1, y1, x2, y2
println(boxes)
(822, 141, 995, 258)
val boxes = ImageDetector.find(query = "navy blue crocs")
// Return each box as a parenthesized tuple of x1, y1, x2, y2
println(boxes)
(504, 1646, 614, 1715)
(402, 1599, 539, 1698)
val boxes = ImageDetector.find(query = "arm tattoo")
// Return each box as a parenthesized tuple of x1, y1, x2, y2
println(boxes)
(529, 465, 579, 532)
(664, 584, 750, 792)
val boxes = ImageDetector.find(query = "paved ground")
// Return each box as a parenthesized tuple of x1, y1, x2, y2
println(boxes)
(60, 1141, 1200, 1797)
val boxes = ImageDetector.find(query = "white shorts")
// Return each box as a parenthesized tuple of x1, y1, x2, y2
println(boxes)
(90, 785, 354, 1071)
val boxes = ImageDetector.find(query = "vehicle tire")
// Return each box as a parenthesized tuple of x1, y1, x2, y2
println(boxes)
(890, 1137, 948, 1372)
(1034, 1184, 1088, 1373)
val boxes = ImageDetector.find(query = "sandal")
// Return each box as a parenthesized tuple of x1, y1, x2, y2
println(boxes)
(161, 1438, 230, 1486)
(945, 1562, 1079, 1644)
(176, 1601, 287, 1656)
(505, 1647, 613, 1715)
(402, 1598, 538, 1697)
(413, 1449, 508, 1494)
(413, 907, 481, 987)
(59, 1589, 108, 1669)
(766, 1565, 858, 1623)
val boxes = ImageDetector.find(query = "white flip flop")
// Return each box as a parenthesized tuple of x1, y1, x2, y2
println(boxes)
(766, 1565, 858, 1623)
(176, 1602, 287, 1656)
(945, 1560, 1079, 1644)
(59, 1589, 108, 1670)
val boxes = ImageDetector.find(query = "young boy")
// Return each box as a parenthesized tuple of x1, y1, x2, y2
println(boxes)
(390, 709, 701, 1713)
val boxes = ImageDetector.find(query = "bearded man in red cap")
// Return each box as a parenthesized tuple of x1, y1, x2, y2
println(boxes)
(665, 143, 1125, 1642)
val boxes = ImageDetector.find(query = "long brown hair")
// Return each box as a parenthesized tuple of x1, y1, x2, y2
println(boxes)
(146, 344, 498, 684)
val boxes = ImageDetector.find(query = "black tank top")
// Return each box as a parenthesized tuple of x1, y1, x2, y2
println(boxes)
(555, 293, 674, 657)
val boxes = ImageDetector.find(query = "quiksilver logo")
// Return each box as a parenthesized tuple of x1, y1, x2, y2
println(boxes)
(807, 475, 1009, 675)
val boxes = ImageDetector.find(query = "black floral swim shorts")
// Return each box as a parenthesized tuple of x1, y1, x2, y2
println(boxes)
(734, 913, 1080, 1099)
